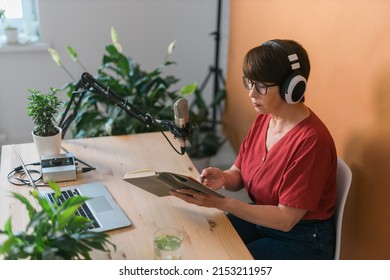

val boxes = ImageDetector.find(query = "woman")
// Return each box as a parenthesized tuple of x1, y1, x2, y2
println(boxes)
(171, 39, 337, 260)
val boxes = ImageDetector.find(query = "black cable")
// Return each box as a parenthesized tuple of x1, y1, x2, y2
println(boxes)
(61, 146, 96, 172)
(7, 162, 42, 186)
(148, 116, 186, 155)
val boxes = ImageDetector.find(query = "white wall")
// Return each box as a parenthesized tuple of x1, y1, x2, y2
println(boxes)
(0, 0, 230, 145)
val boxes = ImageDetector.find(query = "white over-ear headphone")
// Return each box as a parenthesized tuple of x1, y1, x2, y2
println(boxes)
(263, 40, 307, 104)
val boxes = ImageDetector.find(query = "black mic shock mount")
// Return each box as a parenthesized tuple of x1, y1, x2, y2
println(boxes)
(157, 119, 195, 154)
(58, 72, 195, 155)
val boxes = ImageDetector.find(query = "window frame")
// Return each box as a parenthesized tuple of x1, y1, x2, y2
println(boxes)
(0, 0, 40, 45)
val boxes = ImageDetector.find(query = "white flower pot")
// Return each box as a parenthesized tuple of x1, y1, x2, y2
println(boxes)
(5, 27, 18, 44)
(32, 127, 62, 157)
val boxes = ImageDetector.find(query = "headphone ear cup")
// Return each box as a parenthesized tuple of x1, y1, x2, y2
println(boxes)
(281, 72, 307, 104)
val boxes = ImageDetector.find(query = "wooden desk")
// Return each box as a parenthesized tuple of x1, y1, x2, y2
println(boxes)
(0, 132, 253, 260)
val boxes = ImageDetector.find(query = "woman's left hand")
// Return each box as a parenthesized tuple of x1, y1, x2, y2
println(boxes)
(170, 189, 225, 208)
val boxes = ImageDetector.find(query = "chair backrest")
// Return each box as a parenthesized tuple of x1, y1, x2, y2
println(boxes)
(334, 157, 352, 260)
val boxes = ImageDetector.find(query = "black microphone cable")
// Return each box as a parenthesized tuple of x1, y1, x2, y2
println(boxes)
(147, 115, 193, 156)
(7, 161, 42, 186)
(61, 146, 96, 173)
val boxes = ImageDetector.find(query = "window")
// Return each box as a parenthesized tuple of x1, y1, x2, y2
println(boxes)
(0, 0, 40, 44)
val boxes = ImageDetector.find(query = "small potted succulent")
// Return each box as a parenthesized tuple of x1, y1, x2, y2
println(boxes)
(27, 88, 63, 157)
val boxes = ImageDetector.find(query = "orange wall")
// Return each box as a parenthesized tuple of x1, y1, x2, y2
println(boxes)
(225, 0, 390, 259)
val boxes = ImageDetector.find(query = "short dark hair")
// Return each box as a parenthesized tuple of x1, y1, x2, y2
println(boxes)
(242, 39, 310, 86)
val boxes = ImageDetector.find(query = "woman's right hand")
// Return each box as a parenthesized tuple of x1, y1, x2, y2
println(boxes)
(198, 167, 226, 191)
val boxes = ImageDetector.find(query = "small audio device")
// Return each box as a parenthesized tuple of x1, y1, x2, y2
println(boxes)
(41, 153, 77, 183)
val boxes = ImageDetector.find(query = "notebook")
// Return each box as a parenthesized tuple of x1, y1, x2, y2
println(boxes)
(12, 144, 132, 232)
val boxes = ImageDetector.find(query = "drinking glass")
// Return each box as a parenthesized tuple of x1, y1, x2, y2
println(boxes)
(153, 227, 184, 260)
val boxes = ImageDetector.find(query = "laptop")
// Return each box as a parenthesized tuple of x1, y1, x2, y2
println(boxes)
(12, 144, 132, 232)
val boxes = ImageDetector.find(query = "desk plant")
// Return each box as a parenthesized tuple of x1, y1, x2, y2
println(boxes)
(48, 27, 225, 159)
(27, 88, 63, 156)
(0, 182, 115, 259)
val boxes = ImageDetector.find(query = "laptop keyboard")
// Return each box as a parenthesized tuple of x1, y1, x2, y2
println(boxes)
(46, 189, 101, 230)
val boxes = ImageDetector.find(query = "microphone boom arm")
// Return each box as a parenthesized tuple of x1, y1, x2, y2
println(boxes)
(80, 72, 155, 127)
(58, 72, 193, 155)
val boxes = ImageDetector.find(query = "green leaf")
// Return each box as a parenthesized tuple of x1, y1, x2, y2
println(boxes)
(3, 217, 13, 236)
(167, 40, 176, 56)
(111, 26, 118, 44)
(179, 82, 197, 96)
(0, 236, 24, 257)
(66, 45, 78, 61)
(48, 181, 61, 200)
(111, 26, 123, 53)
(48, 48, 62, 66)
(56, 197, 90, 230)
(34, 192, 54, 218)
(66, 215, 92, 232)
(10, 192, 37, 218)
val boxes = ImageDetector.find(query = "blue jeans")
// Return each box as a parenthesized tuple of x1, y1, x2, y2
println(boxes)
(227, 214, 335, 260)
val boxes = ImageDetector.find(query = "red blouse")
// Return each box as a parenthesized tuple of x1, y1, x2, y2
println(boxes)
(235, 110, 337, 220)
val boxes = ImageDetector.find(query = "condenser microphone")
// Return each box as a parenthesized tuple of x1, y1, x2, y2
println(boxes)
(174, 98, 190, 154)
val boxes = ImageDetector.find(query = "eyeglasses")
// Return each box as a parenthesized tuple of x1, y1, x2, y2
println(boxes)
(242, 76, 278, 95)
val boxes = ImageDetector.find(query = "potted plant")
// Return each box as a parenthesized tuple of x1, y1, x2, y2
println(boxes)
(49, 29, 183, 138)
(48, 27, 225, 161)
(0, 8, 18, 44)
(27, 88, 63, 157)
(0, 181, 115, 259)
